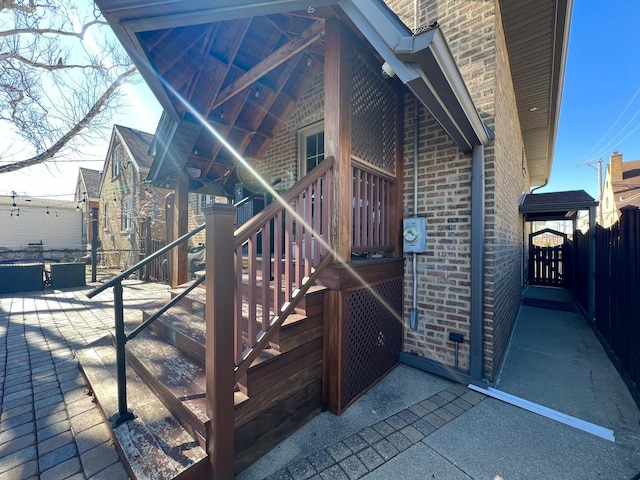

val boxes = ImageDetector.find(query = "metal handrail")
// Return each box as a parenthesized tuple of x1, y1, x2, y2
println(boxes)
(86, 222, 205, 298)
(128, 274, 205, 341)
(85, 221, 206, 427)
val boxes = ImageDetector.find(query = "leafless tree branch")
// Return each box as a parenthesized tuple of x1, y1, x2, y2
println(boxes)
(0, 67, 136, 174)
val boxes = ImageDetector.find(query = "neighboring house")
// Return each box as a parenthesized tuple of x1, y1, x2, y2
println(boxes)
(98, 125, 169, 270)
(97, 0, 571, 402)
(600, 151, 640, 228)
(75, 167, 102, 249)
(0, 195, 82, 260)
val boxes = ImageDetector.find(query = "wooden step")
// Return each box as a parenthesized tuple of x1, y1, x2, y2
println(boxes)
(76, 335, 209, 480)
(237, 336, 323, 397)
(124, 330, 209, 448)
(142, 307, 206, 364)
(147, 302, 318, 356)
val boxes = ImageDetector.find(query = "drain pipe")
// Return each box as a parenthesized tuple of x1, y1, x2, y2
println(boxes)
(469, 144, 485, 380)
(410, 98, 420, 330)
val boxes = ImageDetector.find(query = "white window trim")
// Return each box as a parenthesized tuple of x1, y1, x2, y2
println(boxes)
(121, 196, 133, 232)
(112, 146, 122, 178)
(297, 120, 324, 178)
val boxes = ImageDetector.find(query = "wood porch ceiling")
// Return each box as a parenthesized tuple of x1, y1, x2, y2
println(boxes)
(137, 12, 327, 190)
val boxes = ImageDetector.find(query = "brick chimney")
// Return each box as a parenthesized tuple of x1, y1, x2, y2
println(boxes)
(610, 151, 623, 182)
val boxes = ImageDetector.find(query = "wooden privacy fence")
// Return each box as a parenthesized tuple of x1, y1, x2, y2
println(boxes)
(573, 206, 640, 392)
(528, 228, 567, 287)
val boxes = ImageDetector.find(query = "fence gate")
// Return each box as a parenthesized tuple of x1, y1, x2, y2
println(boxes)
(528, 228, 568, 287)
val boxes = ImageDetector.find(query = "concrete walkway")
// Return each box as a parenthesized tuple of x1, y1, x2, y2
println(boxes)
(1, 283, 639, 479)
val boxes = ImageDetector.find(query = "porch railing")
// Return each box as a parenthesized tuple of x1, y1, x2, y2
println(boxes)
(351, 161, 393, 255)
(233, 156, 334, 367)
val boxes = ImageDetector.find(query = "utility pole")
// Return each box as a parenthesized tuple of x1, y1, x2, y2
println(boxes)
(577, 158, 602, 225)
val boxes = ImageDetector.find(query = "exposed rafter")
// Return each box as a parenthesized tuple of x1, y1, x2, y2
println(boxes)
(210, 20, 324, 111)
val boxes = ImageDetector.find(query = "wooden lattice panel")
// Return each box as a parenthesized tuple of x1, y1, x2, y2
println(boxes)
(340, 278, 403, 410)
(351, 51, 397, 175)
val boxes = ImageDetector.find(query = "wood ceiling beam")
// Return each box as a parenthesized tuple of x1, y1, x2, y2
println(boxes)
(210, 20, 324, 110)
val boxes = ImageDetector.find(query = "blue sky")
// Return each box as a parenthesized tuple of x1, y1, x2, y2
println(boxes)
(541, 0, 640, 199)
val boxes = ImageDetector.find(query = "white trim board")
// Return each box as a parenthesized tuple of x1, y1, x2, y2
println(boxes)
(468, 385, 615, 442)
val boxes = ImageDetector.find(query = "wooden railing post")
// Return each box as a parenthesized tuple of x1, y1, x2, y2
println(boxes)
(203, 203, 236, 479)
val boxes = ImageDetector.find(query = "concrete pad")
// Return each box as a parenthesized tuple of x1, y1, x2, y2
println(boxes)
(496, 305, 640, 442)
(362, 442, 472, 479)
(237, 365, 452, 480)
(524, 286, 573, 303)
(423, 398, 640, 480)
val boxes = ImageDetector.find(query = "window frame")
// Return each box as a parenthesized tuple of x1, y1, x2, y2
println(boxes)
(112, 146, 122, 178)
(297, 121, 325, 178)
(121, 196, 133, 232)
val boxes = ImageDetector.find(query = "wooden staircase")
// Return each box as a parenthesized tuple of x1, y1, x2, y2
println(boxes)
(77, 279, 325, 478)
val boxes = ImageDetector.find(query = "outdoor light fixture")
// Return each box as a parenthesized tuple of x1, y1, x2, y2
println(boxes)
(381, 61, 395, 78)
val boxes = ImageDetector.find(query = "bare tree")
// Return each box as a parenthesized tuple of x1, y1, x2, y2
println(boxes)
(0, 0, 137, 174)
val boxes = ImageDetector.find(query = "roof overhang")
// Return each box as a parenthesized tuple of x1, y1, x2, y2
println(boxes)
(519, 190, 597, 222)
(96, 0, 489, 157)
(501, 0, 573, 188)
(340, 0, 490, 151)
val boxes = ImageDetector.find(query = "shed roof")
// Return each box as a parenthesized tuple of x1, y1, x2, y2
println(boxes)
(519, 190, 597, 221)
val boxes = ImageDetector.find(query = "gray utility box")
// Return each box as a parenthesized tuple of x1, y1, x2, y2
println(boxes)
(50, 262, 86, 289)
(0, 264, 44, 294)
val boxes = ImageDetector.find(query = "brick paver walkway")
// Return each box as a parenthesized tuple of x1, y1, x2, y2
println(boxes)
(262, 384, 486, 480)
(0, 281, 168, 479)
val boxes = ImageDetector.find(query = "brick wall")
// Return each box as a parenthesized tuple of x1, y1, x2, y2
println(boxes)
(388, 0, 528, 380)
(401, 98, 475, 370)
(250, 1, 528, 380)
(258, 73, 325, 189)
(98, 141, 171, 269)
(485, 1, 528, 378)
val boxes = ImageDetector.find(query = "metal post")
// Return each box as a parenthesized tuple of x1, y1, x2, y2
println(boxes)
(91, 207, 99, 283)
(470, 145, 485, 380)
(111, 281, 134, 427)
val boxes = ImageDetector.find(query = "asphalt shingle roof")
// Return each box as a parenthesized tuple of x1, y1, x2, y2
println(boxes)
(115, 125, 155, 169)
(79, 167, 102, 199)
(520, 190, 597, 211)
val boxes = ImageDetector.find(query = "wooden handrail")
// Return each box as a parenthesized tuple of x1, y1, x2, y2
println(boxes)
(235, 156, 334, 247)
(234, 252, 332, 382)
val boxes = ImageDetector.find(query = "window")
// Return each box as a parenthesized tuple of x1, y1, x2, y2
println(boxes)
(121, 196, 133, 231)
(103, 204, 109, 230)
(198, 194, 229, 214)
(298, 121, 324, 177)
(112, 146, 122, 178)
(199, 194, 214, 214)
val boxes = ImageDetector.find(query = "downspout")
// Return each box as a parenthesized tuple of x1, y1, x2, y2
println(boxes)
(469, 144, 485, 380)
(409, 1, 420, 331)
(410, 98, 419, 330)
